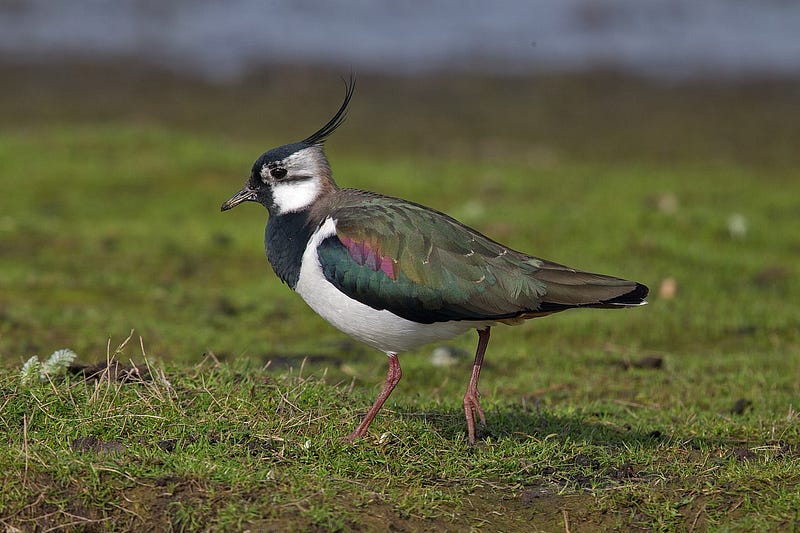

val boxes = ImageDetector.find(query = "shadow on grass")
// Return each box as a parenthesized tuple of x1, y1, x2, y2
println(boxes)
(402, 405, 673, 447)
(392, 406, 749, 492)
(254, 350, 724, 453)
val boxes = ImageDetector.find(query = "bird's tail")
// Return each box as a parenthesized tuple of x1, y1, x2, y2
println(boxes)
(532, 261, 649, 313)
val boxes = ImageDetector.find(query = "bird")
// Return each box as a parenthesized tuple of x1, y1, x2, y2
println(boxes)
(221, 78, 648, 445)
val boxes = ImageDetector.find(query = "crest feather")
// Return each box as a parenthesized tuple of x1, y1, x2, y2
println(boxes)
(302, 75, 356, 145)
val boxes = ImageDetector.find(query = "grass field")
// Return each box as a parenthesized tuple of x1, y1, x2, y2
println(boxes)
(1, 63, 799, 531)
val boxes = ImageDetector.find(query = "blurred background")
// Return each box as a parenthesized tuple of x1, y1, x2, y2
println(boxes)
(3, 0, 800, 80)
(0, 1, 798, 374)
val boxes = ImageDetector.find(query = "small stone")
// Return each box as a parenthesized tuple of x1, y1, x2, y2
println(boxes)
(72, 436, 125, 454)
(430, 345, 467, 367)
(731, 398, 752, 415)
(658, 277, 677, 300)
(157, 439, 178, 453)
(655, 192, 679, 215)
(727, 213, 748, 239)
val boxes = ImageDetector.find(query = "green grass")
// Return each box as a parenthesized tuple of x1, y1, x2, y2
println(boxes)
(1, 66, 799, 531)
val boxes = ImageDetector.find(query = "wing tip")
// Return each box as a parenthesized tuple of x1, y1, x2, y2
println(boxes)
(605, 282, 649, 307)
(536, 281, 650, 313)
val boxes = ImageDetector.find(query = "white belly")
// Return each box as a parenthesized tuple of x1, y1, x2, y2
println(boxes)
(294, 218, 486, 354)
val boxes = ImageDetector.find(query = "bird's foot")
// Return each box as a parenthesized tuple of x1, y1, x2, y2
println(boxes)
(463, 389, 486, 445)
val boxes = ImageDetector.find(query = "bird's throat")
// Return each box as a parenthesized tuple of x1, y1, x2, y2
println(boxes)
(264, 211, 318, 288)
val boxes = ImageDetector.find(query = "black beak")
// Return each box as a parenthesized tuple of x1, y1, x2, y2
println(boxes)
(221, 186, 257, 211)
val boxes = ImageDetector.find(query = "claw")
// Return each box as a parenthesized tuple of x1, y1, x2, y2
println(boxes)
(463, 390, 486, 444)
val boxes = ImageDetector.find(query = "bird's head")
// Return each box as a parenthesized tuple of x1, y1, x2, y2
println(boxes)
(221, 77, 355, 216)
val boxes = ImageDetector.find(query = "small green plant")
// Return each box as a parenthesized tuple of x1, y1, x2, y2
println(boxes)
(19, 348, 77, 385)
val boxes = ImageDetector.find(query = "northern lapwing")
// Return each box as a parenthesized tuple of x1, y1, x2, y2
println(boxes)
(221, 78, 648, 445)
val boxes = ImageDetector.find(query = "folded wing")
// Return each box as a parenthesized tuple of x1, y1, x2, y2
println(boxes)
(316, 192, 647, 325)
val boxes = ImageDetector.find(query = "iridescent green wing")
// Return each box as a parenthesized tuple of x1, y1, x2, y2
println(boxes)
(317, 192, 643, 325)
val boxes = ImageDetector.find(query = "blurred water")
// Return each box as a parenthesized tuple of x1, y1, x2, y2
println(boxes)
(1, 0, 799, 81)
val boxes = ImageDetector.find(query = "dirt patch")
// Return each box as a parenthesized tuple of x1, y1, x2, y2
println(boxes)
(1, 467, 773, 532)
(421, 486, 618, 532)
(237, 485, 619, 532)
(68, 361, 151, 382)
(536, 452, 644, 491)
(617, 355, 664, 370)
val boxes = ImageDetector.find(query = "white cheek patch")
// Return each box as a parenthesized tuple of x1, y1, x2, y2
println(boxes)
(272, 178, 321, 214)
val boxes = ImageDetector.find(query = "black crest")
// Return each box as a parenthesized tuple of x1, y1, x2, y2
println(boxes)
(302, 75, 356, 145)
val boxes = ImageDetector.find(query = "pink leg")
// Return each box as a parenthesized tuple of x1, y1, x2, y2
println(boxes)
(344, 352, 402, 442)
(463, 328, 491, 445)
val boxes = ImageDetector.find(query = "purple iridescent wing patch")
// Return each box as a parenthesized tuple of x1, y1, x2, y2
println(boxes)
(338, 234, 397, 280)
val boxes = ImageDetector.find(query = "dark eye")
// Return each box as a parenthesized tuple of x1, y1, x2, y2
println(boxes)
(271, 167, 287, 179)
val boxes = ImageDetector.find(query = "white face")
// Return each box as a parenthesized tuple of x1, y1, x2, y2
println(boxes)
(271, 177, 322, 215)
(260, 146, 328, 215)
